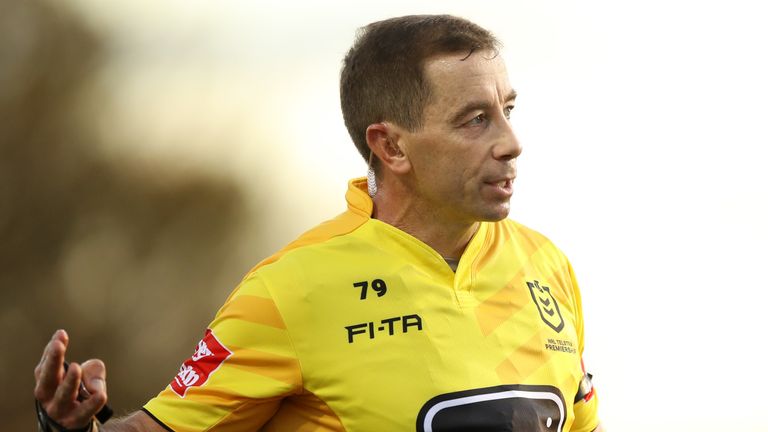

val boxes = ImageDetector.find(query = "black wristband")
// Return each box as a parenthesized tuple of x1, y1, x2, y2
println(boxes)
(35, 399, 94, 432)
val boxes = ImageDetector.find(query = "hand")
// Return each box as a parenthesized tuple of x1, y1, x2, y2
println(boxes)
(34, 330, 108, 430)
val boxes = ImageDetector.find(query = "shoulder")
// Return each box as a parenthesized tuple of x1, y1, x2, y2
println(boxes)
(247, 210, 369, 276)
(227, 210, 375, 306)
(210, 211, 372, 334)
(491, 219, 567, 258)
(499, 218, 551, 242)
(482, 219, 577, 291)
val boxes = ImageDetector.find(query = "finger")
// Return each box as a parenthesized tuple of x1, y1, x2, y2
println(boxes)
(49, 363, 103, 430)
(35, 330, 68, 379)
(72, 387, 107, 423)
(34, 330, 69, 401)
(64, 360, 107, 430)
(51, 361, 82, 415)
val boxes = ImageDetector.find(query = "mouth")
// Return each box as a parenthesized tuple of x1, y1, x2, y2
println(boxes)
(483, 177, 515, 197)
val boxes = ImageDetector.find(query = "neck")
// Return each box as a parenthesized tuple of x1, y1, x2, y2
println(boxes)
(371, 177, 479, 260)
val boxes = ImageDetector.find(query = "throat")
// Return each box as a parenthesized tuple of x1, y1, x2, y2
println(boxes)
(443, 256, 460, 272)
(371, 183, 479, 260)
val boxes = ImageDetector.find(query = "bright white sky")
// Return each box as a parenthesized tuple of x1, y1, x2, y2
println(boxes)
(67, 0, 768, 429)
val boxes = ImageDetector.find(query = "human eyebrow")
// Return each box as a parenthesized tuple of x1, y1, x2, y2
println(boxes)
(505, 89, 518, 104)
(450, 89, 518, 125)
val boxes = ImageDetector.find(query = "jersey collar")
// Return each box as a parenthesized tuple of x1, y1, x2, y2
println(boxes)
(347, 177, 374, 218)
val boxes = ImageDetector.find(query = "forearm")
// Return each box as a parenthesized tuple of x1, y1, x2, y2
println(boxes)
(99, 411, 165, 432)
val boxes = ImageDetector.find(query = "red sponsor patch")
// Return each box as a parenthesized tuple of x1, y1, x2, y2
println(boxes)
(170, 329, 232, 397)
(579, 358, 596, 402)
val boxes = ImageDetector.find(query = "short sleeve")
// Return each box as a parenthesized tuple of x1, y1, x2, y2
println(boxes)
(143, 273, 302, 432)
(566, 259, 601, 432)
(571, 390, 600, 432)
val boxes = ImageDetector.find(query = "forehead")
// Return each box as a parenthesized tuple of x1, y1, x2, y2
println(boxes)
(423, 51, 512, 107)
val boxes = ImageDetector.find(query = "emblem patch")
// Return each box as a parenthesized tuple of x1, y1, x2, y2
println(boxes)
(527, 280, 564, 333)
(170, 329, 232, 397)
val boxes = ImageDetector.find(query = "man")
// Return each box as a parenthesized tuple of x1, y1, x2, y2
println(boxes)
(34, 15, 603, 431)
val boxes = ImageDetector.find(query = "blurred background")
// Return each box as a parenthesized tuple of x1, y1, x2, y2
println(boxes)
(2, 0, 766, 430)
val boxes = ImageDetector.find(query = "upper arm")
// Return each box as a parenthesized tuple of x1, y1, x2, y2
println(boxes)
(565, 257, 602, 432)
(141, 274, 302, 431)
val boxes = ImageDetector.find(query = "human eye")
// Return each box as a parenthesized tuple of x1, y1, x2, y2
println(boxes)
(465, 113, 486, 126)
(503, 105, 515, 120)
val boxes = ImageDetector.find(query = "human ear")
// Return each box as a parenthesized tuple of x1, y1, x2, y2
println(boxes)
(365, 123, 411, 174)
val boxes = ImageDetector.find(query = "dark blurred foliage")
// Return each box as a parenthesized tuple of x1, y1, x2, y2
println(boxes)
(1, 0, 257, 429)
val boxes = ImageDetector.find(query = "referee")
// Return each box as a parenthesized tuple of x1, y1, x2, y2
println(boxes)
(34, 15, 603, 432)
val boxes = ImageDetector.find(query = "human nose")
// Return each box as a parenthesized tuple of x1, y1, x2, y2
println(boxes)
(492, 119, 522, 161)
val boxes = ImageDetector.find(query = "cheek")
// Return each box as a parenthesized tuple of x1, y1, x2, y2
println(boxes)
(412, 143, 452, 177)
(411, 134, 482, 188)
(436, 152, 478, 181)
(443, 161, 481, 200)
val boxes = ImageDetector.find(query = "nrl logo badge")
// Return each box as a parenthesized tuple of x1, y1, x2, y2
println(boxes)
(527, 280, 564, 333)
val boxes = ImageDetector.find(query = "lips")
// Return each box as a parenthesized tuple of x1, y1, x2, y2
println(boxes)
(483, 177, 515, 197)
(484, 176, 515, 187)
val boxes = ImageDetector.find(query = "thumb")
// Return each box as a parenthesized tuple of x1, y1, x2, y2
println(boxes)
(80, 359, 107, 397)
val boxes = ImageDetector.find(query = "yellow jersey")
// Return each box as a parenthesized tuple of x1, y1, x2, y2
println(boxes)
(144, 178, 600, 431)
